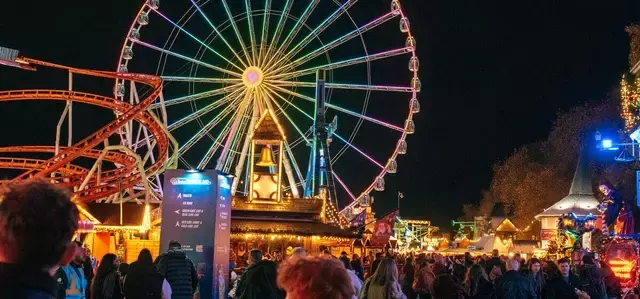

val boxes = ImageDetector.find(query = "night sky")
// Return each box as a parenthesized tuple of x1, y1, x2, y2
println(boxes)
(1, 0, 639, 229)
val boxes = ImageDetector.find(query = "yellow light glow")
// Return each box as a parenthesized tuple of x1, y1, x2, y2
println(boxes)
(242, 66, 264, 88)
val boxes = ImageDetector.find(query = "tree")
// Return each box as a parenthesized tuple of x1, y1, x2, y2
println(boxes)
(480, 97, 627, 227)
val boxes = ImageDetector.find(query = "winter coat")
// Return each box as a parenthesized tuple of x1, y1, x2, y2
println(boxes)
(546, 273, 582, 299)
(234, 260, 284, 299)
(484, 257, 506, 278)
(124, 263, 166, 299)
(155, 249, 198, 299)
(91, 270, 123, 299)
(494, 270, 536, 299)
(466, 278, 495, 299)
(0, 262, 58, 299)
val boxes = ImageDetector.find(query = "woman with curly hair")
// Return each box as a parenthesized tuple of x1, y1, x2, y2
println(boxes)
(277, 256, 355, 299)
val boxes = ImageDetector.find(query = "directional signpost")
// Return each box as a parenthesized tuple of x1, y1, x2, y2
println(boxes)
(160, 170, 232, 299)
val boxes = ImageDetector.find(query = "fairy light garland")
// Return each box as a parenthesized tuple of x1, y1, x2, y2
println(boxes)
(621, 74, 640, 132)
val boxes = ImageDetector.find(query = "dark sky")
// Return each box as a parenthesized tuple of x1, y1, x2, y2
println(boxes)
(1, 0, 639, 229)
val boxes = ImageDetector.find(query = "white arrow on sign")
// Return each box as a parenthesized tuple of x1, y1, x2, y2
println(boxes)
(175, 221, 180, 227)
(175, 209, 181, 214)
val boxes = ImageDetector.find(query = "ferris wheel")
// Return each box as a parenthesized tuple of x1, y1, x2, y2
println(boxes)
(115, 0, 420, 218)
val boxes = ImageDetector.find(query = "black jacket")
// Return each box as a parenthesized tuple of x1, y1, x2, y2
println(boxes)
(0, 263, 58, 299)
(494, 270, 536, 299)
(467, 278, 495, 299)
(156, 249, 198, 299)
(124, 263, 165, 299)
(546, 273, 581, 299)
(484, 257, 506, 276)
(234, 260, 284, 299)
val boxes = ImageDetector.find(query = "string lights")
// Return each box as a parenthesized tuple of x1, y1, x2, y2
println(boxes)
(232, 233, 351, 243)
(620, 74, 640, 132)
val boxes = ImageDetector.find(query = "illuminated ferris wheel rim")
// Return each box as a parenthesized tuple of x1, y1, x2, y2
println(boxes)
(115, 0, 420, 217)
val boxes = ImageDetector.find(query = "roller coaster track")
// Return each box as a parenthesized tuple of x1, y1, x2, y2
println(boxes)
(0, 58, 176, 202)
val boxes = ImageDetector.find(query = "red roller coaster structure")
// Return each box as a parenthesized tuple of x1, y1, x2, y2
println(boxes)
(0, 55, 177, 203)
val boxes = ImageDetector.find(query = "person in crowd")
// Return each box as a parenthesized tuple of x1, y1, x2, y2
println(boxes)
(429, 254, 447, 276)
(599, 261, 621, 299)
(0, 179, 80, 299)
(291, 247, 307, 259)
(526, 258, 546, 299)
(340, 256, 363, 298)
(400, 256, 416, 299)
(578, 255, 607, 299)
(412, 255, 435, 299)
(546, 258, 586, 299)
(56, 240, 89, 299)
(463, 264, 494, 299)
(368, 252, 383, 278)
(124, 249, 171, 299)
(155, 241, 198, 299)
(82, 247, 95, 299)
(233, 249, 284, 299)
(494, 259, 536, 299)
(278, 256, 354, 299)
(351, 254, 365, 281)
(484, 250, 505, 279)
(359, 257, 406, 299)
(464, 252, 474, 268)
(431, 274, 465, 299)
(451, 255, 466, 283)
(91, 253, 122, 299)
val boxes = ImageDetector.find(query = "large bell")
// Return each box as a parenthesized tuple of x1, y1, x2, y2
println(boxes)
(256, 147, 277, 167)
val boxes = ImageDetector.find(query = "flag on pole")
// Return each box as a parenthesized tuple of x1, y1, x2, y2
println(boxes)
(398, 192, 404, 199)
(371, 209, 399, 247)
(350, 210, 366, 228)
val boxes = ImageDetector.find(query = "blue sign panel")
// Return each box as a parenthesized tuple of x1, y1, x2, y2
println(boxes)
(161, 170, 232, 299)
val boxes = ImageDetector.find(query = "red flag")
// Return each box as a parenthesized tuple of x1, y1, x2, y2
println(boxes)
(370, 209, 399, 247)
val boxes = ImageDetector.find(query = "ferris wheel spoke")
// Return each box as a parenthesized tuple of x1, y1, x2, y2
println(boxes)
(268, 80, 414, 93)
(178, 93, 245, 156)
(271, 10, 399, 75)
(331, 170, 357, 203)
(149, 8, 245, 72)
(283, 141, 304, 198)
(189, 0, 249, 69)
(197, 116, 236, 169)
(132, 40, 241, 78)
(265, 83, 404, 132)
(221, 0, 251, 65)
(265, 0, 358, 74)
(332, 133, 384, 169)
(161, 76, 241, 84)
(231, 100, 259, 195)
(274, 47, 413, 80)
(244, 0, 259, 65)
(167, 88, 245, 131)
(152, 84, 242, 108)
(258, 0, 272, 66)
(216, 90, 254, 171)
(262, 0, 297, 67)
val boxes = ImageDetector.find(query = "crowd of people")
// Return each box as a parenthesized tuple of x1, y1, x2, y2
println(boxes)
(0, 179, 631, 299)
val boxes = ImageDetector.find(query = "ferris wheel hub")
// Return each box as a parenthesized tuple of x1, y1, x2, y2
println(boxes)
(242, 66, 264, 88)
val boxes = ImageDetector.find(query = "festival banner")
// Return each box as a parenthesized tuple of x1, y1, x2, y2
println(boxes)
(350, 210, 366, 228)
(370, 209, 399, 247)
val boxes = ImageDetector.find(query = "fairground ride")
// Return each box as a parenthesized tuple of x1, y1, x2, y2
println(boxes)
(0, 48, 178, 209)
(114, 0, 421, 220)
